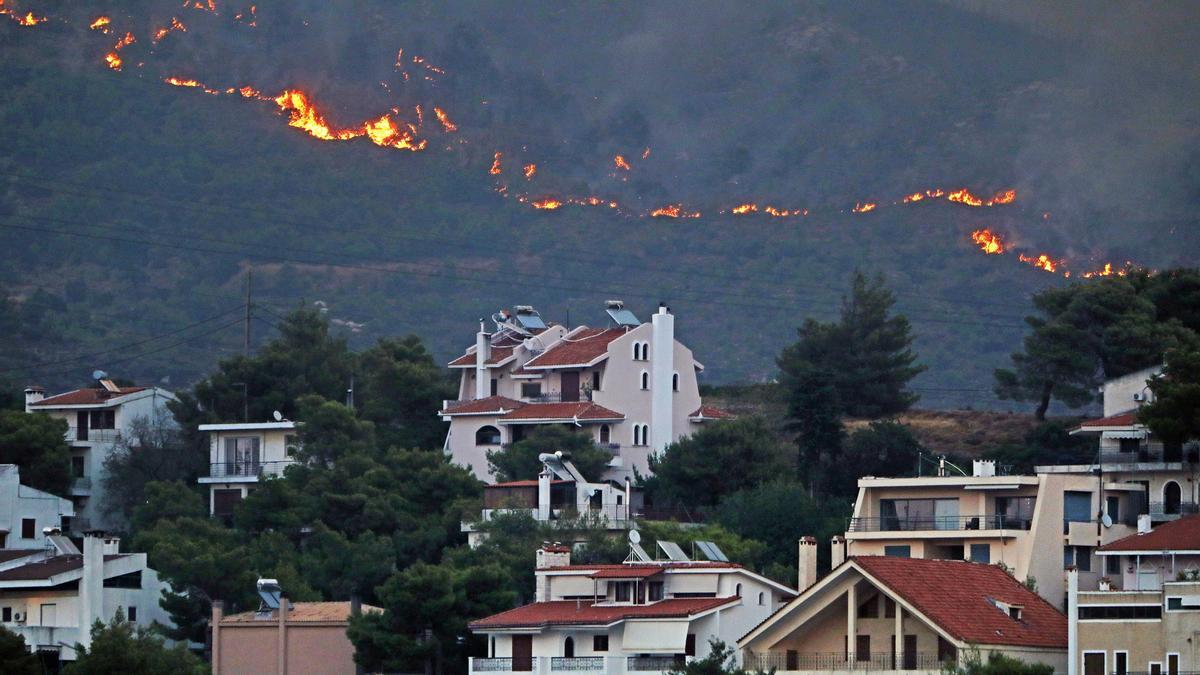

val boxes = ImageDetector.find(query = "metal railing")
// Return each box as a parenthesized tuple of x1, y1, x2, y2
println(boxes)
(628, 656, 682, 671)
(66, 427, 121, 443)
(1149, 501, 1200, 518)
(550, 657, 606, 671)
(636, 508, 707, 523)
(751, 651, 948, 671)
(70, 476, 92, 490)
(1098, 448, 1200, 465)
(471, 657, 521, 672)
(205, 460, 294, 479)
(847, 515, 1031, 533)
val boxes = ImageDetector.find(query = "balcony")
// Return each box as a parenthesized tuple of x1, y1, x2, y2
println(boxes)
(1149, 501, 1200, 520)
(201, 460, 294, 482)
(847, 515, 1031, 533)
(468, 656, 680, 673)
(1097, 447, 1199, 466)
(750, 651, 948, 672)
(65, 427, 121, 444)
(70, 476, 92, 495)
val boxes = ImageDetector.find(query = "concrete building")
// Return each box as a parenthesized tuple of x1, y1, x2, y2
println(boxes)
(197, 421, 300, 519)
(211, 586, 379, 675)
(739, 556, 1067, 674)
(24, 381, 177, 532)
(463, 454, 642, 547)
(439, 303, 729, 482)
(467, 543, 795, 674)
(0, 464, 74, 550)
(0, 531, 175, 664)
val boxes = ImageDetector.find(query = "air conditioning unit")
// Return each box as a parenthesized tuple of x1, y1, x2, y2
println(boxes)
(13, 613, 22, 622)
(1133, 393, 1145, 402)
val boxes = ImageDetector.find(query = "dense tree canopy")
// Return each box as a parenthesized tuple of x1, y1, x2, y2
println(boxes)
(64, 611, 207, 675)
(1140, 347, 1200, 446)
(0, 626, 41, 675)
(0, 409, 71, 494)
(487, 425, 613, 482)
(101, 411, 202, 531)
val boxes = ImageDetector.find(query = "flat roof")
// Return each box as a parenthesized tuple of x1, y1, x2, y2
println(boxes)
(198, 421, 297, 431)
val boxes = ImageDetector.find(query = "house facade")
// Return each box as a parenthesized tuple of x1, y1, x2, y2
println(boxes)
(0, 531, 175, 664)
(739, 556, 1067, 674)
(440, 303, 729, 483)
(197, 421, 300, 519)
(0, 464, 74, 550)
(467, 544, 795, 674)
(24, 382, 177, 533)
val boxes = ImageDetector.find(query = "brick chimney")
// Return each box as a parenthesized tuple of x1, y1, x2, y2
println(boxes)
(536, 542, 571, 570)
(797, 536, 818, 592)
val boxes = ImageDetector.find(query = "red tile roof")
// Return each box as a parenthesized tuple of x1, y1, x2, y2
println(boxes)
(1100, 516, 1200, 552)
(0, 554, 127, 581)
(448, 346, 516, 368)
(1076, 411, 1140, 429)
(500, 401, 624, 422)
(689, 405, 732, 419)
(31, 387, 147, 407)
(590, 567, 664, 579)
(853, 557, 1066, 649)
(523, 328, 627, 369)
(549, 562, 742, 573)
(440, 396, 523, 416)
(469, 597, 736, 630)
(488, 479, 572, 488)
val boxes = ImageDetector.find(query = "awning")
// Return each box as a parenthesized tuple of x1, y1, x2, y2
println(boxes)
(1101, 430, 1147, 440)
(622, 620, 689, 653)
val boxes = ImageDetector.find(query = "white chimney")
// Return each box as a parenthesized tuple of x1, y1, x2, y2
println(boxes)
(972, 460, 996, 478)
(650, 304, 675, 451)
(23, 386, 44, 413)
(1137, 514, 1152, 534)
(537, 468, 552, 522)
(830, 535, 846, 569)
(475, 321, 490, 399)
(797, 537, 818, 592)
(1067, 567, 1079, 675)
(78, 532, 106, 650)
(535, 543, 571, 602)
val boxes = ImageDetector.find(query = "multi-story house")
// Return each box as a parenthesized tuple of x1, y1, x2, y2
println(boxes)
(197, 420, 300, 519)
(0, 465, 74, 550)
(467, 543, 795, 674)
(463, 453, 642, 547)
(739, 555, 1067, 674)
(0, 531, 175, 665)
(1069, 519, 1200, 675)
(24, 382, 177, 532)
(439, 303, 729, 482)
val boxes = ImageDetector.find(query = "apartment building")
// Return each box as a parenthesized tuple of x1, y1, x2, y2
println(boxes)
(24, 382, 177, 533)
(463, 453, 642, 547)
(0, 531, 175, 665)
(467, 543, 795, 674)
(440, 303, 729, 483)
(739, 556, 1067, 674)
(0, 464, 73, 550)
(197, 420, 300, 519)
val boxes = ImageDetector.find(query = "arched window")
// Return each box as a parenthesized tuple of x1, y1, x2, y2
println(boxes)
(599, 425, 611, 444)
(564, 636, 575, 658)
(632, 342, 641, 360)
(672, 372, 679, 392)
(758, 592, 765, 606)
(633, 425, 647, 446)
(735, 583, 742, 597)
(475, 425, 501, 446)
(1165, 481, 1183, 515)
(640, 371, 649, 390)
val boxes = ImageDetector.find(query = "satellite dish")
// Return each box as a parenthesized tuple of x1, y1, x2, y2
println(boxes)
(273, 410, 284, 422)
(628, 529, 641, 544)
(92, 370, 107, 381)
(1101, 514, 1113, 528)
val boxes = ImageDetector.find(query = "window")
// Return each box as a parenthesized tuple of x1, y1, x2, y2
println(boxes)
(858, 596, 879, 618)
(1, 607, 10, 622)
(648, 581, 664, 602)
(672, 373, 679, 392)
(490, 378, 498, 397)
(1078, 604, 1162, 620)
(758, 592, 765, 606)
(633, 342, 649, 361)
(937, 637, 956, 663)
(1119, 438, 1140, 454)
(884, 545, 911, 558)
(735, 583, 742, 597)
(880, 498, 959, 531)
(1064, 491, 1093, 525)
(1114, 652, 1128, 675)
(599, 425, 610, 444)
(1106, 496, 1121, 523)
(475, 426, 502, 446)
(1106, 555, 1122, 576)
(1008, 606, 1022, 620)
(563, 637, 574, 658)
(1167, 596, 1200, 611)
(1064, 546, 1093, 572)
(592, 371, 601, 392)
(685, 634, 696, 657)
(884, 597, 895, 618)
(1164, 481, 1182, 515)
(640, 371, 649, 390)
(21, 519, 34, 539)
(995, 496, 1036, 529)
(614, 582, 632, 602)
(521, 382, 542, 399)
(284, 434, 300, 458)
(633, 424, 649, 447)
(89, 409, 115, 430)
(71, 456, 86, 478)
(593, 635, 608, 652)
(970, 544, 991, 564)
(127, 606, 137, 622)
(223, 436, 261, 475)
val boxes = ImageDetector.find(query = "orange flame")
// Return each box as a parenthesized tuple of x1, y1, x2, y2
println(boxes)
(852, 202, 877, 213)
(650, 204, 700, 219)
(489, 152, 502, 175)
(5, 8, 47, 26)
(153, 17, 187, 43)
(271, 90, 425, 151)
(970, 229, 1005, 255)
(947, 188, 1017, 207)
(165, 77, 202, 87)
(362, 114, 426, 151)
(184, 0, 217, 12)
(731, 203, 758, 215)
(1082, 262, 1131, 279)
(531, 198, 562, 210)
(1018, 253, 1059, 273)
(523, 164, 537, 180)
(613, 155, 631, 171)
(89, 16, 111, 31)
(105, 53, 123, 70)
(433, 107, 457, 133)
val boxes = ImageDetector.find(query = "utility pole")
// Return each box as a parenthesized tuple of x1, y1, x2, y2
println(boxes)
(244, 268, 253, 358)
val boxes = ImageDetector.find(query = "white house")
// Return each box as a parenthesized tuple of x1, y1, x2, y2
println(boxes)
(0, 465, 73, 550)
(24, 382, 177, 533)
(440, 303, 730, 482)
(197, 420, 300, 518)
(0, 531, 175, 664)
(468, 543, 795, 674)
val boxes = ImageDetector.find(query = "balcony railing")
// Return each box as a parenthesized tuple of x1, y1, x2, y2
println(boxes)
(1098, 447, 1199, 465)
(469, 656, 682, 673)
(628, 656, 683, 671)
(471, 657, 520, 672)
(66, 427, 121, 443)
(1149, 501, 1200, 518)
(70, 476, 92, 490)
(847, 515, 1031, 533)
(205, 460, 294, 479)
(550, 657, 606, 670)
(751, 651, 948, 671)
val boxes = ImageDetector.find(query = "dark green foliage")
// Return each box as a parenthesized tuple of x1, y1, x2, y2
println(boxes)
(358, 336, 456, 451)
(830, 420, 925, 494)
(64, 611, 208, 675)
(0, 625, 41, 675)
(1140, 348, 1200, 446)
(0, 409, 71, 494)
(101, 412, 205, 531)
(779, 272, 926, 419)
(487, 425, 613, 482)
(713, 481, 850, 576)
(665, 638, 770, 675)
(648, 417, 794, 509)
(980, 420, 1092, 473)
(293, 395, 377, 465)
(941, 649, 1053, 675)
(996, 276, 1198, 419)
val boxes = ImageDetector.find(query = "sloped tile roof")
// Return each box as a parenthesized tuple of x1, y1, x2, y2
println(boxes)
(31, 387, 147, 407)
(853, 556, 1066, 649)
(1100, 516, 1200, 552)
(0, 554, 127, 581)
(523, 328, 627, 368)
(1075, 411, 1140, 429)
(689, 405, 732, 419)
(448, 346, 516, 368)
(499, 402, 624, 422)
(439, 396, 523, 416)
(469, 597, 735, 630)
